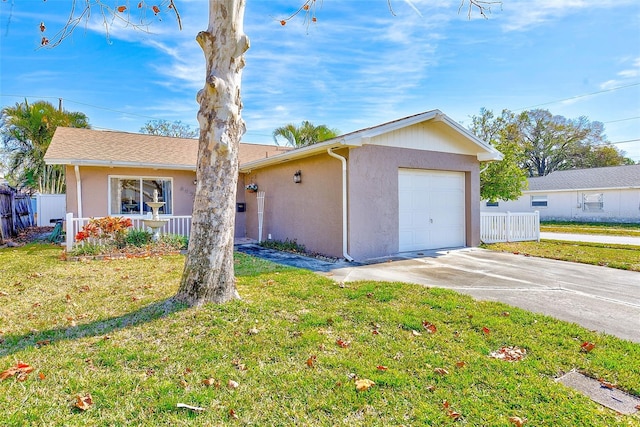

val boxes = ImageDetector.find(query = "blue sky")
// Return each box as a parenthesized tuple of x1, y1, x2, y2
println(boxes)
(1, 0, 639, 161)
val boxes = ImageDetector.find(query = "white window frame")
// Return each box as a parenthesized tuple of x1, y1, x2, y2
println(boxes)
(108, 175, 173, 216)
(531, 195, 548, 208)
(582, 193, 604, 212)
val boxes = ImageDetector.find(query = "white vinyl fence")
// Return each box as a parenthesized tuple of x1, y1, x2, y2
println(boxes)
(480, 211, 540, 244)
(65, 212, 191, 252)
(35, 194, 67, 226)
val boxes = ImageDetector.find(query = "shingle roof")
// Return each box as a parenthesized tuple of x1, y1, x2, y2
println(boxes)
(527, 164, 640, 191)
(44, 127, 290, 170)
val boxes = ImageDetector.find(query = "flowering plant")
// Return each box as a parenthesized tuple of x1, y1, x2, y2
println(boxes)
(75, 216, 133, 243)
(245, 183, 258, 192)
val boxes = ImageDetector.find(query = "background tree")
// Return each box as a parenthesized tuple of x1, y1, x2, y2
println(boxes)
(471, 107, 632, 201)
(140, 119, 198, 138)
(272, 121, 340, 147)
(35, 0, 498, 306)
(517, 109, 610, 177)
(1, 100, 90, 194)
(470, 108, 528, 202)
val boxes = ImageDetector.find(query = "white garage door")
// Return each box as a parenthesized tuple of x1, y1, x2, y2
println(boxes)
(398, 169, 465, 252)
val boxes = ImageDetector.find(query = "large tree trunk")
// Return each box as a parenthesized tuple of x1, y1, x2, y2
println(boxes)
(175, 0, 249, 306)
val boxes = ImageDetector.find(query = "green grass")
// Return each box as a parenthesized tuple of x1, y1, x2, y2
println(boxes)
(484, 240, 640, 272)
(1, 244, 639, 426)
(541, 221, 640, 237)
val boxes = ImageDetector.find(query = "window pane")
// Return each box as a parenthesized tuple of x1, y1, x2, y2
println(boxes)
(531, 196, 547, 207)
(121, 179, 141, 214)
(110, 178, 121, 214)
(486, 201, 499, 207)
(583, 193, 603, 211)
(142, 179, 172, 214)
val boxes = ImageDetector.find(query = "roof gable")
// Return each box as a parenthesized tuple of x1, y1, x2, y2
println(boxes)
(527, 164, 640, 192)
(44, 127, 289, 170)
(240, 110, 502, 172)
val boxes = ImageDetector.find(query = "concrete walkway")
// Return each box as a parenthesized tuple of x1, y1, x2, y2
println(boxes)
(236, 244, 640, 343)
(540, 232, 640, 246)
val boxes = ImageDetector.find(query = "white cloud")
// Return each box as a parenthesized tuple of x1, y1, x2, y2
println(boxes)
(600, 57, 640, 90)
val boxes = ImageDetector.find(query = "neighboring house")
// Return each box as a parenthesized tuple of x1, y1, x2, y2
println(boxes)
(481, 164, 640, 223)
(45, 110, 502, 260)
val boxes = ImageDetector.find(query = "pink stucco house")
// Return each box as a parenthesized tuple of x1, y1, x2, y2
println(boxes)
(45, 110, 502, 260)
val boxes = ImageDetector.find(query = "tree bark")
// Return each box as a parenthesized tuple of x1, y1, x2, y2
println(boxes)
(175, 0, 249, 306)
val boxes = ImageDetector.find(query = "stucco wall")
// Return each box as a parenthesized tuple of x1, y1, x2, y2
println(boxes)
(481, 189, 640, 223)
(242, 153, 343, 257)
(348, 145, 480, 260)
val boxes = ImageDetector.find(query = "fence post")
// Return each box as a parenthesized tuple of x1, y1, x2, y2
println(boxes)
(534, 210, 540, 242)
(506, 211, 511, 242)
(65, 212, 74, 252)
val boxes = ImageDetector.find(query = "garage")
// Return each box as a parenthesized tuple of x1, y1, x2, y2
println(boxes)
(398, 168, 466, 252)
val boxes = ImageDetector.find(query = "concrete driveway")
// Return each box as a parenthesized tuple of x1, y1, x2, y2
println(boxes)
(327, 248, 640, 343)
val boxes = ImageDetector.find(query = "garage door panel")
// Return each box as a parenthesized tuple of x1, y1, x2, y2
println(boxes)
(398, 169, 465, 252)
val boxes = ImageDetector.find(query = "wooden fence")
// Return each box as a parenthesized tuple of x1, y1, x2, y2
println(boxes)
(480, 211, 540, 244)
(0, 186, 35, 242)
(64, 213, 192, 252)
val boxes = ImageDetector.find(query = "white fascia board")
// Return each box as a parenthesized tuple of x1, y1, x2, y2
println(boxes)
(44, 158, 195, 171)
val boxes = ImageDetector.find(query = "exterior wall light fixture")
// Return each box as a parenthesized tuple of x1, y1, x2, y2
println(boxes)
(293, 170, 302, 184)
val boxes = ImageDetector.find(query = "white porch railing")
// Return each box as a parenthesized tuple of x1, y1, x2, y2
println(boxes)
(64, 212, 192, 252)
(480, 211, 540, 244)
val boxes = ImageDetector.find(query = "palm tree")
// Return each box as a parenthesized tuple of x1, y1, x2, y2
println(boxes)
(272, 121, 339, 147)
(1, 100, 89, 193)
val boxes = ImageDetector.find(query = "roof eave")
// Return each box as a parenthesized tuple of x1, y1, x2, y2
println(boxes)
(44, 158, 196, 171)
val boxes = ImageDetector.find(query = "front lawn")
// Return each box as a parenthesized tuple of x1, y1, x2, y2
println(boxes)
(484, 240, 640, 272)
(1, 245, 638, 425)
(541, 221, 640, 237)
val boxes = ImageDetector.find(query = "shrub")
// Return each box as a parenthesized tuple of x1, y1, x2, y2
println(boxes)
(70, 242, 107, 256)
(125, 229, 153, 247)
(159, 233, 188, 250)
(260, 238, 306, 254)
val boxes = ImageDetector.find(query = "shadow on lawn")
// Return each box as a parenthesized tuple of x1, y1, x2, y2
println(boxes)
(0, 298, 187, 358)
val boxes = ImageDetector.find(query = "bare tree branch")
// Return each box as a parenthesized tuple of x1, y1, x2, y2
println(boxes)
(40, 0, 182, 48)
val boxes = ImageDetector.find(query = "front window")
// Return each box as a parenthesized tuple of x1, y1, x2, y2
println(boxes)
(582, 193, 603, 212)
(109, 177, 172, 215)
(531, 195, 547, 208)
(485, 201, 499, 207)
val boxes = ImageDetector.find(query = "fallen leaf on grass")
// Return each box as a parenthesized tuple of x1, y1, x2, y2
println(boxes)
(482, 326, 491, 335)
(202, 378, 216, 387)
(580, 341, 596, 353)
(229, 408, 239, 419)
(426, 385, 436, 392)
(0, 291, 8, 296)
(247, 327, 259, 335)
(1, 362, 35, 381)
(501, 311, 510, 317)
(434, 368, 449, 375)
(336, 339, 350, 348)
(376, 365, 388, 371)
(306, 355, 317, 368)
(36, 339, 51, 347)
(411, 330, 422, 337)
(508, 416, 528, 426)
(74, 393, 94, 411)
(489, 346, 527, 362)
(455, 361, 466, 368)
(177, 403, 205, 412)
(422, 321, 437, 334)
(227, 379, 239, 389)
(355, 378, 375, 392)
(38, 372, 46, 380)
(447, 410, 461, 420)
